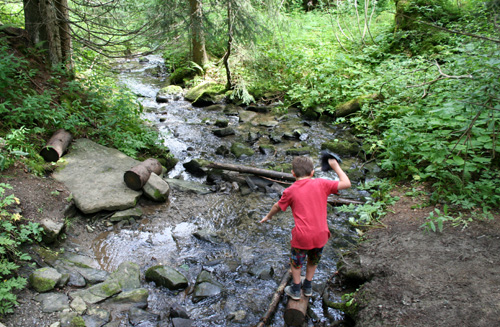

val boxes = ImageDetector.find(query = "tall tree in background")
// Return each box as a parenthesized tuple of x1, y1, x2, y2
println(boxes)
(189, 0, 208, 67)
(23, 0, 72, 68)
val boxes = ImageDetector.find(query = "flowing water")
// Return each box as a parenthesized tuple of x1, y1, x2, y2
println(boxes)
(86, 56, 365, 326)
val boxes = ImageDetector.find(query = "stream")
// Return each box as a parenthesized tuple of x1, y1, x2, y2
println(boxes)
(84, 55, 366, 326)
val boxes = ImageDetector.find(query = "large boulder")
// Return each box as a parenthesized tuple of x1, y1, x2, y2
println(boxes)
(53, 139, 143, 214)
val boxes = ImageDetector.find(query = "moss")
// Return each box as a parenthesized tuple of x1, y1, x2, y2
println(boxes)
(230, 143, 254, 158)
(69, 315, 86, 327)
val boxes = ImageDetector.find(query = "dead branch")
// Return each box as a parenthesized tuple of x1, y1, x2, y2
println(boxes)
(256, 269, 292, 327)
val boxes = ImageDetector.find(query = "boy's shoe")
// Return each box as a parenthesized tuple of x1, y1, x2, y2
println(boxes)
(284, 285, 301, 300)
(302, 285, 312, 297)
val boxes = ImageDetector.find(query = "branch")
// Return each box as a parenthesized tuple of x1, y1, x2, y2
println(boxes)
(406, 60, 473, 89)
(401, 14, 500, 44)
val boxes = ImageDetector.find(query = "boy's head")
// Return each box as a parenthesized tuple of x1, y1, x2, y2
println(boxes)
(292, 156, 314, 178)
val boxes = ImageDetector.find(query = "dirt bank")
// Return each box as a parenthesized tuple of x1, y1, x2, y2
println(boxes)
(337, 186, 500, 327)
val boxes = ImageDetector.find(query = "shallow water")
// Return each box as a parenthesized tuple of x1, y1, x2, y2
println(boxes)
(87, 55, 362, 326)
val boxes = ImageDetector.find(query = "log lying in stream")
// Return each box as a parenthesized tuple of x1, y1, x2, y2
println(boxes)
(123, 158, 162, 190)
(207, 162, 295, 182)
(256, 269, 292, 327)
(40, 129, 72, 162)
(208, 161, 365, 205)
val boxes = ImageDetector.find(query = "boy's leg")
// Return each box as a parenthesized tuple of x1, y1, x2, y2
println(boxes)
(305, 261, 318, 281)
(286, 247, 307, 300)
(303, 247, 324, 296)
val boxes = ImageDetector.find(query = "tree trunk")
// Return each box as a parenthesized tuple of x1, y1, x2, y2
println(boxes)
(207, 162, 295, 182)
(23, 0, 73, 68)
(55, 0, 73, 70)
(223, 1, 233, 90)
(189, 0, 208, 67)
(40, 129, 72, 162)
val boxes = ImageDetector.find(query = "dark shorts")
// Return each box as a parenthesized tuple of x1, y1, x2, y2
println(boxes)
(290, 247, 324, 269)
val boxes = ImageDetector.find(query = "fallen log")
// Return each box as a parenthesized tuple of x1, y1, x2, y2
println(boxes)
(255, 269, 292, 327)
(40, 129, 73, 162)
(124, 158, 162, 190)
(284, 292, 309, 326)
(207, 162, 295, 182)
(327, 196, 364, 206)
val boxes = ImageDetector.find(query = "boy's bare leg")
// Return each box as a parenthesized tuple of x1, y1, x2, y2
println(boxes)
(305, 262, 317, 281)
(291, 264, 302, 285)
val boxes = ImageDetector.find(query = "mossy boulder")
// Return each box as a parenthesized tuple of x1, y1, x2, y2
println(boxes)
(285, 147, 312, 156)
(230, 142, 255, 158)
(321, 133, 362, 156)
(185, 82, 226, 107)
(156, 85, 183, 102)
(170, 66, 199, 85)
(29, 267, 62, 293)
(145, 265, 188, 290)
(335, 93, 380, 118)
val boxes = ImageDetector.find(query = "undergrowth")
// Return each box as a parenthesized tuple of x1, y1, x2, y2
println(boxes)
(0, 35, 169, 175)
(0, 183, 43, 315)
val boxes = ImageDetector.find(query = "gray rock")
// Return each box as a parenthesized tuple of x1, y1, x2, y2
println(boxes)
(213, 127, 235, 137)
(192, 282, 222, 303)
(60, 312, 84, 327)
(109, 261, 141, 291)
(249, 265, 274, 280)
(34, 292, 69, 313)
(107, 288, 149, 309)
(193, 229, 221, 244)
(29, 267, 62, 293)
(164, 178, 212, 195)
(70, 280, 122, 304)
(227, 310, 247, 321)
(142, 173, 170, 202)
(214, 119, 229, 127)
(110, 207, 143, 222)
(172, 318, 193, 327)
(156, 85, 183, 103)
(83, 307, 111, 327)
(53, 138, 143, 214)
(73, 266, 109, 284)
(128, 307, 159, 326)
(40, 218, 65, 244)
(70, 296, 87, 314)
(145, 265, 188, 290)
(238, 110, 257, 123)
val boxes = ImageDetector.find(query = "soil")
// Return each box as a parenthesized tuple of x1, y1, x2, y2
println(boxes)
(337, 186, 500, 327)
(2, 165, 499, 327)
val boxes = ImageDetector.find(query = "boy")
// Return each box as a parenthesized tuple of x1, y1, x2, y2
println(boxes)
(260, 156, 351, 300)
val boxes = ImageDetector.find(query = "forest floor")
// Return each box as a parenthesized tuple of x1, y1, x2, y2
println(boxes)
(2, 165, 500, 326)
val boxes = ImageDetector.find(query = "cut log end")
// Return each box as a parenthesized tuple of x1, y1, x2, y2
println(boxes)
(284, 293, 308, 326)
(40, 129, 72, 162)
(124, 166, 150, 191)
(40, 147, 60, 162)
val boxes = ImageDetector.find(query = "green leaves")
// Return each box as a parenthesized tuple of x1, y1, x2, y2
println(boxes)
(0, 184, 41, 315)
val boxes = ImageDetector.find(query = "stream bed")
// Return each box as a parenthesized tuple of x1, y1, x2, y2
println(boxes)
(76, 56, 368, 326)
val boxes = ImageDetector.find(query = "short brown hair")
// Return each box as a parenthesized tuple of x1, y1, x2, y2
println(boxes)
(292, 156, 314, 178)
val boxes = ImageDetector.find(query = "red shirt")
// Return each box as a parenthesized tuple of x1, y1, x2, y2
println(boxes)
(278, 178, 339, 249)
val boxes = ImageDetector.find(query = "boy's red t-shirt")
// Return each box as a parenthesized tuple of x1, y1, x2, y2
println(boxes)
(278, 178, 339, 250)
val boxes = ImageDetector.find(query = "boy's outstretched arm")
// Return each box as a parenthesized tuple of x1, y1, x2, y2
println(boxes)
(260, 202, 281, 223)
(329, 158, 351, 190)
